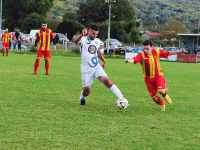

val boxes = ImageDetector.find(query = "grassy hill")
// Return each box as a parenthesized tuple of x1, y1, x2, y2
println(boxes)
(49, 0, 200, 31)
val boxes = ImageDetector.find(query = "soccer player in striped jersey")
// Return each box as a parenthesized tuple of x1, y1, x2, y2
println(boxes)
(1, 28, 12, 56)
(32, 22, 56, 75)
(125, 40, 186, 111)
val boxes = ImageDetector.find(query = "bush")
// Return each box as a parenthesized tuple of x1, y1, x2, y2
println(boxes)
(71, 47, 80, 54)
(29, 45, 37, 52)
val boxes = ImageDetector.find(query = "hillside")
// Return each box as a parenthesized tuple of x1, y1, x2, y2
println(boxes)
(49, 0, 200, 31)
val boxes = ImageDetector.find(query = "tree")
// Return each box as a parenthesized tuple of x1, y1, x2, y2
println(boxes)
(56, 20, 84, 40)
(77, 0, 135, 26)
(63, 12, 78, 21)
(2, 0, 54, 31)
(20, 13, 46, 33)
(143, 18, 158, 32)
(161, 18, 187, 41)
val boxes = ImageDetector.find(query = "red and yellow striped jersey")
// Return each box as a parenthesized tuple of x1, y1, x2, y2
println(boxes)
(36, 28, 54, 51)
(2, 32, 11, 43)
(133, 49, 169, 78)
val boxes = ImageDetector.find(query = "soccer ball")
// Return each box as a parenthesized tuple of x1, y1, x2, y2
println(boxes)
(116, 98, 129, 109)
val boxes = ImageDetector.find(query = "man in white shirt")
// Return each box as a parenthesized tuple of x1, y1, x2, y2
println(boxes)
(74, 25, 127, 105)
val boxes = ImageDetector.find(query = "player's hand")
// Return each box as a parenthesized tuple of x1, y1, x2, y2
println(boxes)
(35, 47, 38, 51)
(53, 45, 56, 51)
(101, 62, 106, 69)
(82, 28, 87, 36)
(179, 48, 186, 53)
(124, 59, 129, 63)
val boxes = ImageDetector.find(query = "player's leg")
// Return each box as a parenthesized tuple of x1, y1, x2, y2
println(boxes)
(156, 76, 172, 104)
(2, 43, 5, 56)
(80, 85, 91, 105)
(6, 44, 9, 56)
(145, 78, 165, 111)
(96, 66, 124, 100)
(6, 48, 9, 56)
(80, 70, 94, 105)
(32, 58, 40, 75)
(32, 50, 43, 75)
(44, 51, 51, 75)
(2, 47, 5, 56)
(45, 59, 49, 75)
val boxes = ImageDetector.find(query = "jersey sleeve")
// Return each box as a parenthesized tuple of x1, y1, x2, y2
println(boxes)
(36, 31, 40, 40)
(9, 33, 11, 39)
(50, 30, 54, 40)
(160, 49, 169, 59)
(133, 52, 142, 64)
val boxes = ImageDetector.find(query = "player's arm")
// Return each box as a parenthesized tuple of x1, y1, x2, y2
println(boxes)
(169, 48, 186, 55)
(35, 32, 40, 50)
(74, 28, 87, 44)
(97, 50, 106, 69)
(124, 58, 134, 63)
(50, 31, 56, 50)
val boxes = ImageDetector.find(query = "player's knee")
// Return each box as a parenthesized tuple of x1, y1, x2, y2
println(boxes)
(159, 90, 166, 97)
(36, 58, 40, 61)
(83, 88, 90, 96)
(45, 59, 49, 62)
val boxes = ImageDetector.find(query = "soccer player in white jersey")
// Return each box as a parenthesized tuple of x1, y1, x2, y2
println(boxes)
(74, 25, 127, 105)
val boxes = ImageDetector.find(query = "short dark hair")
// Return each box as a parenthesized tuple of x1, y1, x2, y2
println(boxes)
(143, 40, 153, 46)
(42, 22, 47, 24)
(90, 25, 99, 31)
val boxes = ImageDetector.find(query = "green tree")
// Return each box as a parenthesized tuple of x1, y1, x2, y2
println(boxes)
(63, 12, 78, 21)
(56, 20, 84, 40)
(2, 0, 54, 31)
(143, 18, 158, 32)
(77, 0, 135, 26)
(21, 13, 46, 33)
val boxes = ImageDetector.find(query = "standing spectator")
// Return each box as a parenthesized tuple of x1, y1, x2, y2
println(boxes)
(15, 29, 19, 41)
(18, 36, 22, 50)
(32, 22, 56, 75)
(194, 46, 198, 55)
(1, 28, 12, 56)
(55, 34, 59, 44)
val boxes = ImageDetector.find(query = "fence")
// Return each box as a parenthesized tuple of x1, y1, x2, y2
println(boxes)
(1, 39, 79, 52)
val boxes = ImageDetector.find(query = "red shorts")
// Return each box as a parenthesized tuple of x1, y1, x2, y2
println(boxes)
(3, 42, 9, 48)
(145, 76, 167, 98)
(36, 50, 51, 60)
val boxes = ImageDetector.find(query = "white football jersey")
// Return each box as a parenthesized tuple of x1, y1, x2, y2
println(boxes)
(80, 36, 102, 73)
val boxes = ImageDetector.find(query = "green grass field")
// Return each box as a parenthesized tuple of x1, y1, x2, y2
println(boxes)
(0, 53, 200, 149)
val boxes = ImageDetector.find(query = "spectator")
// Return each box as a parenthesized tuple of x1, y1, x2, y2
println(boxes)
(55, 34, 59, 44)
(13, 40, 17, 50)
(18, 36, 22, 50)
(15, 29, 19, 41)
(194, 46, 198, 55)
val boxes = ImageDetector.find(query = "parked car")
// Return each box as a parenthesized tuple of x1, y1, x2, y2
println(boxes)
(163, 47, 178, 51)
(115, 46, 126, 55)
(104, 39, 122, 47)
(24, 34, 32, 42)
(126, 47, 143, 53)
(10, 32, 29, 42)
(124, 46, 133, 52)
(53, 33, 69, 44)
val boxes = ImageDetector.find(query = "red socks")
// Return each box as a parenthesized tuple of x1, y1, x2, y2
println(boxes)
(34, 60, 49, 74)
(45, 60, 49, 74)
(153, 96, 164, 105)
(6, 50, 9, 55)
(34, 60, 40, 73)
(2, 49, 5, 55)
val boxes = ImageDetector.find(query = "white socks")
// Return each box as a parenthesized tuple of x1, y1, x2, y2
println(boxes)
(110, 85, 123, 99)
(80, 91, 86, 100)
